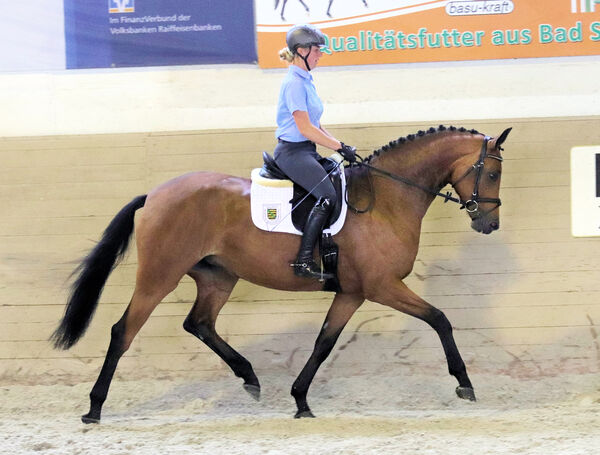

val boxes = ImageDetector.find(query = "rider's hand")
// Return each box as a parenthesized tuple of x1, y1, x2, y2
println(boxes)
(337, 142, 357, 163)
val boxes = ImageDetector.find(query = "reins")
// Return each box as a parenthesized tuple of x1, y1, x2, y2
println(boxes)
(345, 136, 503, 215)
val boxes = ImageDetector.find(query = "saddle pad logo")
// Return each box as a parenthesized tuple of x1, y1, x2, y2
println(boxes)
(109, 0, 134, 13)
(263, 205, 280, 222)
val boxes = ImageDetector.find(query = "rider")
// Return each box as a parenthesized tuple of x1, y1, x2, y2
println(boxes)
(274, 24, 357, 280)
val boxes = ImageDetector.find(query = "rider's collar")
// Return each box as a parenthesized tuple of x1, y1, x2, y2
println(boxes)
(290, 64, 313, 81)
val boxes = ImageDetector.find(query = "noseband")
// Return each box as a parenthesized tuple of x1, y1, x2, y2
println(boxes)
(347, 136, 503, 215)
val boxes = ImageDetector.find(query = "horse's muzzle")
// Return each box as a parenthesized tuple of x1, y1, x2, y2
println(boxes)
(471, 216, 499, 235)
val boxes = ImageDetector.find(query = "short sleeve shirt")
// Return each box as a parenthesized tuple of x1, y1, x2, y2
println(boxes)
(275, 65, 324, 142)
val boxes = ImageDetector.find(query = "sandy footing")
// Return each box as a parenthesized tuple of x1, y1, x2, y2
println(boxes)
(2, 370, 599, 454)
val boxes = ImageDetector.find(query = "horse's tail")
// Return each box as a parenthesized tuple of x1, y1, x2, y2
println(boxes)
(50, 195, 147, 350)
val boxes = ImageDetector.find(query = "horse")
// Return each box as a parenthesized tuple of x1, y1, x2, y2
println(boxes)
(51, 125, 511, 423)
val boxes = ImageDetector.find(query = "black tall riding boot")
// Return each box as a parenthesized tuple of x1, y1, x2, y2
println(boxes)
(293, 197, 335, 280)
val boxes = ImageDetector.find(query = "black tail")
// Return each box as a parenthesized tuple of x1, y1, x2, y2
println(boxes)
(50, 195, 147, 350)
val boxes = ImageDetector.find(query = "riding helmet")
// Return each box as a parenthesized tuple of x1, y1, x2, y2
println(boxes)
(286, 24, 326, 54)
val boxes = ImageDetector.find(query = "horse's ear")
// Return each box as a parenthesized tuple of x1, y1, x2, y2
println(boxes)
(492, 127, 512, 151)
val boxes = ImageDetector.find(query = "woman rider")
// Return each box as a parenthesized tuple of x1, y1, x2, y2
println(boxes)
(274, 24, 357, 280)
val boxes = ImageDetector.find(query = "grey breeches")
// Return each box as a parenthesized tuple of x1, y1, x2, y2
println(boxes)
(273, 140, 336, 203)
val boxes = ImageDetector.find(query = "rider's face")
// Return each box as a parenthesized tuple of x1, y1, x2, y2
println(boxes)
(297, 46, 323, 70)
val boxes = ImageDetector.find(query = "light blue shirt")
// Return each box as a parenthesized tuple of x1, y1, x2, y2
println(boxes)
(275, 65, 323, 142)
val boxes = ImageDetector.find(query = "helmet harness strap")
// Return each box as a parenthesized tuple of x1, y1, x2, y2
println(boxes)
(297, 46, 313, 71)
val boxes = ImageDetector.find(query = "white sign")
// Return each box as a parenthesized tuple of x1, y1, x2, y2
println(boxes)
(571, 145, 600, 237)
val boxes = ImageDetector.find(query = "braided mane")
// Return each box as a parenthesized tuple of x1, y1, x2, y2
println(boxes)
(363, 125, 481, 163)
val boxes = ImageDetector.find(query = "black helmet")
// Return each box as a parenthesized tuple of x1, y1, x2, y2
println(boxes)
(286, 24, 326, 54)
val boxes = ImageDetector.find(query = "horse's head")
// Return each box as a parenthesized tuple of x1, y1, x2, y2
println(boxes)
(451, 128, 511, 235)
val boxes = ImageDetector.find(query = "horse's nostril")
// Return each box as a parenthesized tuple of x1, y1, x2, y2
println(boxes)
(490, 221, 499, 230)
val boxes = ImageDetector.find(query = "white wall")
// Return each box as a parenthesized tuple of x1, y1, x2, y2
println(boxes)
(1, 56, 599, 137)
(0, 0, 65, 72)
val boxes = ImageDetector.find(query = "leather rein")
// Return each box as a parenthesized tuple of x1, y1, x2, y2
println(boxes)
(346, 136, 503, 215)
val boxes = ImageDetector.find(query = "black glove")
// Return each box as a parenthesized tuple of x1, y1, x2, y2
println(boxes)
(338, 142, 357, 163)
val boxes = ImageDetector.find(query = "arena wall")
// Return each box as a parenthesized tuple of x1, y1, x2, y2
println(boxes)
(1, 116, 599, 383)
(1, 57, 599, 137)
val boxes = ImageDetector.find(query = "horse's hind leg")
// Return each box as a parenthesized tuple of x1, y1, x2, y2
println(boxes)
(291, 293, 364, 418)
(82, 284, 174, 423)
(82, 308, 127, 424)
(378, 282, 476, 401)
(183, 263, 260, 400)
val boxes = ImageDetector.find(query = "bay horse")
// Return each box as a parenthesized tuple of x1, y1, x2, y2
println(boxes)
(51, 125, 511, 422)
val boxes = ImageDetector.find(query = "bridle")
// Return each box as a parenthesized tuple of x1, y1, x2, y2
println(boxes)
(346, 136, 503, 216)
(451, 136, 503, 215)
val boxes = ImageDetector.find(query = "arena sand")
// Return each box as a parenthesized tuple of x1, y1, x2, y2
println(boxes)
(1, 367, 599, 455)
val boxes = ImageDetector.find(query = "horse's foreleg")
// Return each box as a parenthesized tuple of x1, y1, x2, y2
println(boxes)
(377, 282, 475, 401)
(291, 293, 364, 418)
(183, 266, 261, 400)
(428, 306, 476, 401)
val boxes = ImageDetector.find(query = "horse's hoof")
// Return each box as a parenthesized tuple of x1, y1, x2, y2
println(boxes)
(243, 383, 261, 401)
(456, 386, 477, 402)
(294, 409, 315, 419)
(81, 414, 100, 424)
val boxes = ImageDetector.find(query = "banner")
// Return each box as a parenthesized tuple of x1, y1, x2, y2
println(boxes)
(256, 0, 600, 68)
(65, 0, 256, 69)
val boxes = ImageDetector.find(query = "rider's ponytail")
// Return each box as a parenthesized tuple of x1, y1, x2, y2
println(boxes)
(278, 47, 295, 63)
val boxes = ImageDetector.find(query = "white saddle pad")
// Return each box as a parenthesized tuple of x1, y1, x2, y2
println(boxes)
(250, 154, 348, 236)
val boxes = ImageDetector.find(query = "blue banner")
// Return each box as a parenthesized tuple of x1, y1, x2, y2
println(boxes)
(64, 0, 256, 69)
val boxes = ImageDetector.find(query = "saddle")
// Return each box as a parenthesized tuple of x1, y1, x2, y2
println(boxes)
(259, 152, 344, 232)
(250, 152, 347, 292)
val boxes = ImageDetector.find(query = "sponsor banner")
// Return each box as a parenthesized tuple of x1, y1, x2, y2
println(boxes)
(257, 0, 600, 68)
(65, 0, 256, 69)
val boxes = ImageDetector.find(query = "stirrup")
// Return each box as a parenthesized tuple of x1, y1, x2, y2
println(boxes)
(291, 260, 334, 281)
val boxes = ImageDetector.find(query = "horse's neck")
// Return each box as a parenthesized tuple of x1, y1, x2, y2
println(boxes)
(368, 135, 470, 217)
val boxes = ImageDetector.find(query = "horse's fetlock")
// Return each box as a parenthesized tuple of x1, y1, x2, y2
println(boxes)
(290, 383, 304, 399)
(89, 391, 106, 406)
(450, 363, 469, 380)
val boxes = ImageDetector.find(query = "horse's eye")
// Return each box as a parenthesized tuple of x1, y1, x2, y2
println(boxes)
(488, 172, 499, 182)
